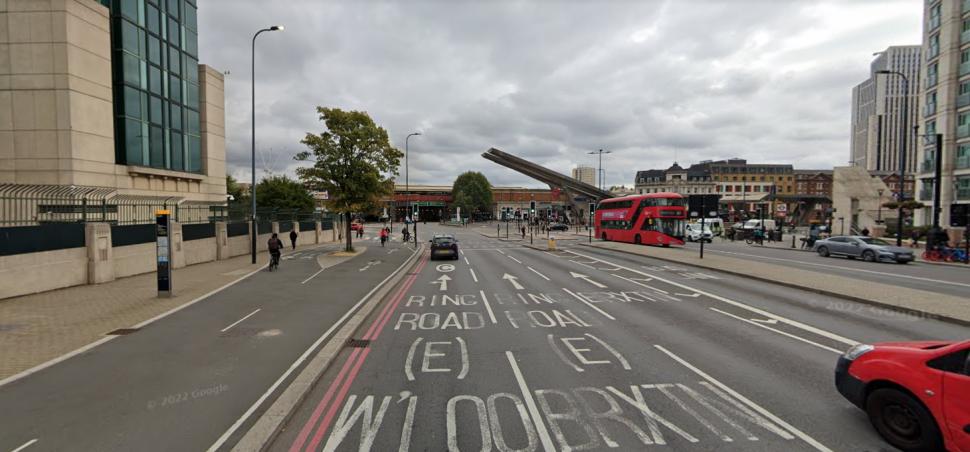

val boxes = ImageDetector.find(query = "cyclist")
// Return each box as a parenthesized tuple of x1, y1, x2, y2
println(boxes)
(267, 233, 284, 271)
(380, 227, 388, 247)
(401, 226, 410, 242)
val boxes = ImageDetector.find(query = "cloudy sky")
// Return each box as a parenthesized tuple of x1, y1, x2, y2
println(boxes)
(199, 0, 921, 189)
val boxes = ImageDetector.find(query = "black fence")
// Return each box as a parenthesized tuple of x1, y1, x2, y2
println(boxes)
(278, 222, 293, 233)
(322, 218, 334, 230)
(111, 224, 156, 247)
(183, 223, 216, 241)
(299, 221, 316, 232)
(0, 223, 86, 256)
(227, 222, 249, 237)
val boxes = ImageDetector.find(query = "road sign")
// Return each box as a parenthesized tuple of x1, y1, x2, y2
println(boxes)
(776, 204, 787, 213)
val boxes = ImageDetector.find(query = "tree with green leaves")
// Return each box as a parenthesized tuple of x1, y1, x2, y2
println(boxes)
(254, 175, 315, 214)
(451, 171, 493, 219)
(226, 175, 244, 203)
(295, 107, 402, 251)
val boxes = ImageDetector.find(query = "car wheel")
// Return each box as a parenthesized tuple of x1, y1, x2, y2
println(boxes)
(862, 250, 876, 262)
(634, 234, 642, 245)
(817, 246, 830, 257)
(866, 388, 943, 452)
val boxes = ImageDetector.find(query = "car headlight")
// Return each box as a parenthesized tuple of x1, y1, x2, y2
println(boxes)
(843, 344, 874, 361)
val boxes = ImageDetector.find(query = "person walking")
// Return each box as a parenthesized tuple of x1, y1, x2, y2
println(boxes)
(521, 225, 526, 239)
(910, 229, 920, 248)
(861, 227, 870, 237)
(380, 227, 388, 247)
(401, 226, 410, 242)
(267, 233, 284, 271)
(289, 229, 298, 250)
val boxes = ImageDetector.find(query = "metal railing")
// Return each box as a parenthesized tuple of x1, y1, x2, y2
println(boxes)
(924, 103, 937, 117)
(959, 93, 970, 108)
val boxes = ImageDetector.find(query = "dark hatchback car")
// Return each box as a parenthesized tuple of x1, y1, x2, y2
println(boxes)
(548, 223, 569, 231)
(429, 234, 459, 260)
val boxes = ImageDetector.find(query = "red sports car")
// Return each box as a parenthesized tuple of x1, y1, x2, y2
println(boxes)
(836, 339, 970, 452)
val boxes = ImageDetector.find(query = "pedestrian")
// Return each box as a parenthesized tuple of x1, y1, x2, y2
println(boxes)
(289, 229, 298, 250)
(521, 225, 526, 239)
(910, 229, 920, 248)
(380, 227, 388, 247)
(861, 227, 870, 237)
(401, 226, 410, 242)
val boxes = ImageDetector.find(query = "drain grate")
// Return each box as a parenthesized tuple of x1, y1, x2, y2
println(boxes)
(106, 328, 140, 335)
(346, 338, 371, 348)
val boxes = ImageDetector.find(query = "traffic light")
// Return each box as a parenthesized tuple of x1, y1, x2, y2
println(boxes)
(530, 200, 536, 215)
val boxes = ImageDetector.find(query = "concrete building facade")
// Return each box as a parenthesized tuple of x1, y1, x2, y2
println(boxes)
(850, 46, 922, 173)
(914, 0, 970, 229)
(634, 163, 716, 195)
(571, 165, 595, 186)
(0, 0, 226, 225)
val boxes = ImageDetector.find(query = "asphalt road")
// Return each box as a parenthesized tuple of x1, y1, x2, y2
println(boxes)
(680, 238, 970, 298)
(0, 236, 416, 452)
(269, 227, 969, 452)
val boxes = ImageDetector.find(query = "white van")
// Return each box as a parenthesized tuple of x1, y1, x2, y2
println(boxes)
(684, 223, 713, 242)
(743, 219, 777, 231)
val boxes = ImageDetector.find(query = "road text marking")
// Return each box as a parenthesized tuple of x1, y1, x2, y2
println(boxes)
(562, 288, 616, 320)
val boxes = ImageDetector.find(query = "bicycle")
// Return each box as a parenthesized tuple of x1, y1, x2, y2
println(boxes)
(269, 252, 280, 271)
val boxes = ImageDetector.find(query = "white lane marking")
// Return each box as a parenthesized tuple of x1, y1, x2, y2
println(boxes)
(675, 293, 701, 298)
(610, 273, 669, 294)
(301, 267, 327, 285)
(220, 309, 261, 333)
(11, 439, 38, 452)
(569, 271, 607, 288)
(527, 266, 551, 281)
(206, 247, 420, 452)
(708, 308, 843, 354)
(470, 268, 479, 283)
(508, 255, 523, 264)
(562, 287, 616, 320)
(710, 248, 970, 289)
(503, 273, 525, 290)
(565, 250, 859, 347)
(654, 345, 834, 452)
(464, 257, 470, 265)
(506, 351, 557, 452)
(480, 290, 497, 324)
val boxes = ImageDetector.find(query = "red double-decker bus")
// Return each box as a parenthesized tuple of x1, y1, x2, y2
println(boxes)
(594, 193, 687, 246)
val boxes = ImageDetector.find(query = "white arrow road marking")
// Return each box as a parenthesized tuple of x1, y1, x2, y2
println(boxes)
(503, 273, 524, 290)
(570, 272, 607, 288)
(708, 308, 841, 354)
(387, 249, 399, 254)
(358, 260, 381, 272)
(433, 274, 451, 291)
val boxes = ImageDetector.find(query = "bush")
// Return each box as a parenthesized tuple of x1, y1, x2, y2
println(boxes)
(884, 220, 929, 239)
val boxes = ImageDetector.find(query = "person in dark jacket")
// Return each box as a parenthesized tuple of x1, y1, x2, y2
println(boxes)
(289, 229, 298, 250)
(267, 233, 284, 269)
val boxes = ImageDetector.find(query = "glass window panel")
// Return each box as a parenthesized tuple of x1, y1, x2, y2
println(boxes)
(138, 29, 146, 58)
(149, 95, 163, 124)
(185, 4, 197, 31)
(188, 136, 201, 172)
(185, 82, 198, 109)
(170, 131, 183, 171)
(146, 3, 159, 33)
(186, 108, 199, 135)
(167, 0, 180, 18)
(122, 52, 141, 86)
(169, 74, 181, 102)
(168, 18, 179, 44)
(149, 125, 164, 167)
(168, 45, 180, 75)
(170, 103, 182, 130)
(184, 55, 198, 83)
(148, 65, 161, 94)
(124, 118, 144, 165)
(121, 19, 139, 55)
(120, 0, 139, 21)
(148, 35, 161, 63)
(185, 29, 198, 56)
(139, 60, 147, 90)
(123, 86, 141, 118)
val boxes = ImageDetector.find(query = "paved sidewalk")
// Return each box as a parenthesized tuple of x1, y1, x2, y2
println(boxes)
(0, 242, 342, 381)
(580, 240, 970, 325)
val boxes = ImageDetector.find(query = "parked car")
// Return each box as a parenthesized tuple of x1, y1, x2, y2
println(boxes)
(548, 223, 569, 231)
(429, 234, 459, 260)
(835, 339, 970, 452)
(684, 223, 713, 242)
(812, 235, 914, 264)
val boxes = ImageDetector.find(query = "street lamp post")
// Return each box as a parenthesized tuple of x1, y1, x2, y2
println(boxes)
(405, 132, 421, 247)
(588, 149, 612, 191)
(877, 188, 884, 223)
(875, 69, 909, 246)
(250, 25, 284, 264)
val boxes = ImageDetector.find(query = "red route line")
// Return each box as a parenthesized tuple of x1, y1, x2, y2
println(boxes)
(289, 254, 429, 452)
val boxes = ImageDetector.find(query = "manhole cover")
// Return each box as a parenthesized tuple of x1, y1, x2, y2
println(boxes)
(346, 338, 370, 348)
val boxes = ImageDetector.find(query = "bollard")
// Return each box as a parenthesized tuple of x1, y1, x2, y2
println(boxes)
(548, 236, 557, 251)
(792, 234, 796, 249)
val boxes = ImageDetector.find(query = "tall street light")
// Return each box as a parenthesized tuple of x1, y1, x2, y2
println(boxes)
(405, 132, 421, 246)
(250, 25, 284, 264)
(875, 69, 909, 246)
(588, 149, 612, 191)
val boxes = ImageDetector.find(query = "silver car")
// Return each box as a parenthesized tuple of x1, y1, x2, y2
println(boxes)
(812, 235, 914, 264)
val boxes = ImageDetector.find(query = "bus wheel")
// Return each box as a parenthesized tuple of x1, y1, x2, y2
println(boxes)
(601, 233, 608, 241)
(662, 243, 670, 248)
(634, 234, 641, 245)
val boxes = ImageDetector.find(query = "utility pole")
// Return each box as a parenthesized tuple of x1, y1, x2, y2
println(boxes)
(588, 149, 612, 191)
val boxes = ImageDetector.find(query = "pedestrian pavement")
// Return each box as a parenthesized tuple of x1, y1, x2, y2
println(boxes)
(0, 242, 345, 381)
(581, 240, 970, 326)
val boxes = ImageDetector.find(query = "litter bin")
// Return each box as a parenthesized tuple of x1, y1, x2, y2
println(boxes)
(547, 237, 557, 251)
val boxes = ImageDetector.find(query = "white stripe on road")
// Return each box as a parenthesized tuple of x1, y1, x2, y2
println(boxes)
(220, 309, 261, 333)
(470, 268, 479, 283)
(480, 290, 497, 324)
(508, 255, 523, 264)
(562, 287, 616, 320)
(301, 266, 327, 285)
(654, 345, 834, 452)
(506, 351, 557, 452)
(610, 273, 669, 294)
(527, 266, 550, 281)
(709, 248, 970, 289)
(708, 308, 843, 354)
(464, 257, 470, 265)
(11, 439, 38, 452)
(565, 250, 858, 347)
(497, 249, 506, 255)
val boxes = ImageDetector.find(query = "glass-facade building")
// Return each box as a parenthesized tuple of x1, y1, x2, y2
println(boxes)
(98, 0, 202, 173)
